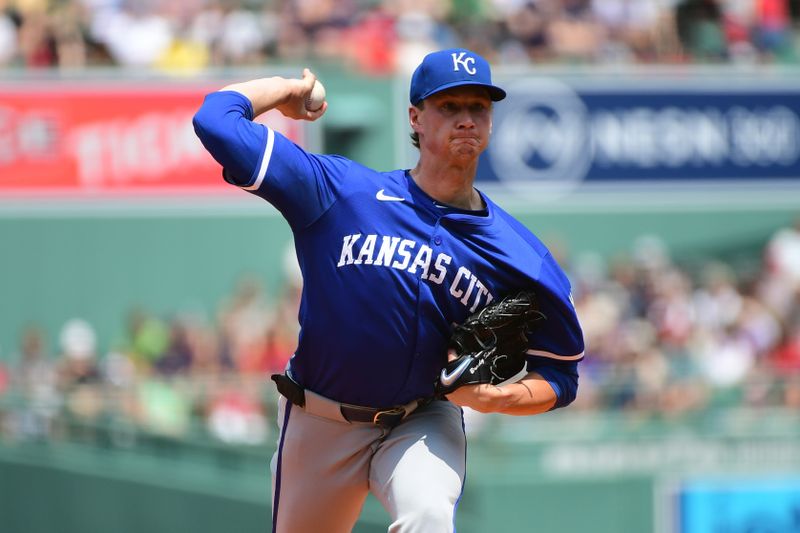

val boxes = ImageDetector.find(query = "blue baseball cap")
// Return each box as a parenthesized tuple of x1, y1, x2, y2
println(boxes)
(409, 48, 506, 106)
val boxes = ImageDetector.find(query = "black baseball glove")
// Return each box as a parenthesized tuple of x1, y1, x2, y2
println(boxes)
(435, 290, 546, 396)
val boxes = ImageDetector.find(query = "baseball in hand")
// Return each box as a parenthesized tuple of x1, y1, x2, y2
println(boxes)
(305, 80, 326, 111)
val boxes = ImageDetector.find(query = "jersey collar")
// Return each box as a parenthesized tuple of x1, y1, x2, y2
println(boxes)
(403, 170, 496, 228)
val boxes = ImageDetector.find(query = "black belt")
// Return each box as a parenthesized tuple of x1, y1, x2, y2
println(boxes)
(271, 373, 419, 429)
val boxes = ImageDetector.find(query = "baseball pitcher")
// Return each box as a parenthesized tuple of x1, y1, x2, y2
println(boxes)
(193, 48, 585, 533)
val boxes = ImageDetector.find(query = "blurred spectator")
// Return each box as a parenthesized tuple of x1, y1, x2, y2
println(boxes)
(56, 318, 104, 432)
(154, 318, 194, 376)
(57, 318, 101, 385)
(390, 0, 459, 74)
(262, 283, 302, 374)
(184, 316, 230, 378)
(500, 1, 553, 63)
(345, 4, 397, 75)
(212, 2, 273, 65)
(647, 267, 695, 346)
(16, 7, 56, 67)
(134, 376, 192, 437)
(0, 9, 18, 65)
(124, 308, 170, 369)
(675, 0, 728, 61)
(92, 1, 172, 67)
(766, 217, 800, 290)
(592, 0, 682, 62)
(547, 0, 607, 63)
(723, 0, 761, 62)
(752, 0, 795, 60)
(692, 262, 743, 331)
(770, 315, 800, 372)
(50, 0, 89, 68)
(9, 325, 60, 440)
(218, 275, 275, 374)
(205, 377, 268, 445)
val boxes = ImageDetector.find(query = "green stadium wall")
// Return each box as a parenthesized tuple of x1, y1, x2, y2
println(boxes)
(3, 410, 799, 533)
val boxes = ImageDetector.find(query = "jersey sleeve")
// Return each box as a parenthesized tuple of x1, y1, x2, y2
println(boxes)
(525, 253, 585, 409)
(491, 206, 585, 409)
(193, 90, 351, 230)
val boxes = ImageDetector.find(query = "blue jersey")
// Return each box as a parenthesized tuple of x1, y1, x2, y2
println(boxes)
(194, 91, 584, 408)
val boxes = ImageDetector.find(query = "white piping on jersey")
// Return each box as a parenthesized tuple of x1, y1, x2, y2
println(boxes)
(526, 349, 585, 361)
(243, 127, 275, 191)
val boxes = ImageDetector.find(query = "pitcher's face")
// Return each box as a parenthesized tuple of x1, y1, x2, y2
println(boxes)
(410, 86, 493, 162)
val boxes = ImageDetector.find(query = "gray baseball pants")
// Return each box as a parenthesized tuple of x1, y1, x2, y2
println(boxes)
(270, 394, 467, 533)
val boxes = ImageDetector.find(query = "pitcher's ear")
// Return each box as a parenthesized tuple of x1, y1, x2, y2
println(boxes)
(409, 106, 421, 131)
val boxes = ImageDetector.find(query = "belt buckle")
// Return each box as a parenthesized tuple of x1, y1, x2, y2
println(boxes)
(372, 406, 406, 427)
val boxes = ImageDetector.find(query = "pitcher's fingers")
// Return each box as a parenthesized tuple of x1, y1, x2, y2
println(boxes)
(304, 101, 327, 121)
(301, 68, 316, 90)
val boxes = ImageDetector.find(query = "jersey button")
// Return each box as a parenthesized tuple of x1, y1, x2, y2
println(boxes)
(433, 236, 442, 246)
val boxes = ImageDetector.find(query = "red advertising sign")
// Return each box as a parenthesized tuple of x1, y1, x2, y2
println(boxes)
(0, 83, 304, 197)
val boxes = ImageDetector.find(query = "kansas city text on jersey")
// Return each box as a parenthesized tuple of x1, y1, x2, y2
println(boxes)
(337, 233, 494, 312)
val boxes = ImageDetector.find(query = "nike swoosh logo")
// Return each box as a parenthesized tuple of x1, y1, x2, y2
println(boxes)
(376, 189, 405, 202)
(439, 357, 473, 387)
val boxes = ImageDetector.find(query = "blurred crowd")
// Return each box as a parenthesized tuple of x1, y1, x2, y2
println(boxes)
(0, 0, 798, 74)
(0, 276, 302, 447)
(571, 219, 800, 416)
(1, 220, 799, 448)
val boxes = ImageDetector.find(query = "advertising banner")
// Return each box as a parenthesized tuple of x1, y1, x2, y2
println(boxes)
(677, 477, 800, 533)
(0, 84, 303, 197)
(480, 77, 800, 191)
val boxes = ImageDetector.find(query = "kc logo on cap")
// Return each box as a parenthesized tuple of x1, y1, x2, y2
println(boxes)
(409, 48, 506, 105)
(451, 51, 477, 75)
